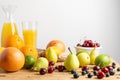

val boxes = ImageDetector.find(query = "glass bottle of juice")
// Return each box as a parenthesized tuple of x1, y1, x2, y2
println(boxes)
(1, 5, 18, 47)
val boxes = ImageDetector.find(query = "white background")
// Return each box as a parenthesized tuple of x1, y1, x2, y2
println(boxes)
(0, 0, 120, 62)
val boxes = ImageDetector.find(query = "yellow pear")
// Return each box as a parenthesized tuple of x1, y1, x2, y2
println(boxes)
(89, 48, 99, 65)
(45, 47, 58, 63)
(64, 47, 79, 71)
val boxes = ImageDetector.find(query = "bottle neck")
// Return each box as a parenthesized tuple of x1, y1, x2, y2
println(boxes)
(6, 12, 14, 23)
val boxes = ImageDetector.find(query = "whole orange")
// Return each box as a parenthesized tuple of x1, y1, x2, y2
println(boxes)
(46, 40, 66, 53)
(4, 35, 24, 49)
(20, 45, 38, 60)
(0, 47, 25, 72)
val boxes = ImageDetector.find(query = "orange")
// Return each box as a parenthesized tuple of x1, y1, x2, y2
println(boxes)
(20, 45, 38, 60)
(0, 47, 25, 72)
(4, 35, 24, 49)
(46, 40, 66, 54)
(0, 47, 5, 54)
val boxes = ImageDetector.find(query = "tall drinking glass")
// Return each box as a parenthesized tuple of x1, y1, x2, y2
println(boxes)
(22, 22, 37, 47)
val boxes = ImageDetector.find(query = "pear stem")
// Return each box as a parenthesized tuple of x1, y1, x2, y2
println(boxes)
(68, 47, 72, 54)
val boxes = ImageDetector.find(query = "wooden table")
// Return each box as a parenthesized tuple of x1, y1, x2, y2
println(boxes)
(0, 58, 120, 80)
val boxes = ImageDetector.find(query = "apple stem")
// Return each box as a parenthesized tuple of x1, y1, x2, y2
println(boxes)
(68, 47, 72, 54)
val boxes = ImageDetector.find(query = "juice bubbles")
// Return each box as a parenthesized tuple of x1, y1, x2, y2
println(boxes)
(1, 23, 18, 47)
(23, 30, 37, 47)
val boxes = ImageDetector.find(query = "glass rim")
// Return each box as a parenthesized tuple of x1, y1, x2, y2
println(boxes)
(22, 21, 38, 30)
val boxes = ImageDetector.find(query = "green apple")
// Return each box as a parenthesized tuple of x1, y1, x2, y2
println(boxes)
(77, 52, 90, 66)
(95, 54, 111, 68)
(76, 50, 88, 56)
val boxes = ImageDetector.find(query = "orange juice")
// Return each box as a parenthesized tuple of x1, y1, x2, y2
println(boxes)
(23, 30, 37, 47)
(1, 22, 18, 47)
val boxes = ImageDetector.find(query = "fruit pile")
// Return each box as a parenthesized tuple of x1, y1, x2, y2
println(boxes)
(0, 39, 120, 80)
(39, 61, 65, 75)
(38, 60, 120, 79)
(77, 39, 100, 47)
(71, 62, 120, 79)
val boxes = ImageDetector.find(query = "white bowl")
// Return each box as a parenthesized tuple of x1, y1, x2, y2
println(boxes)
(75, 46, 102, 54)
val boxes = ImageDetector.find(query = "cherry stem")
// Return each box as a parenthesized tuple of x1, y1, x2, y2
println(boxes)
(68, 47, 72, 54)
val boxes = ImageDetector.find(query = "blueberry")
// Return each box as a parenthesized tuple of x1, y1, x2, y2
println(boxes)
(55, 66, 58, 69)
(82, 71, 86, 75)
(93, 70, 98, 75)
(109, 70, 115, 75)
(106, 72, 110, 77)
(88, 73, 93, 78)
(73, 73, 79, 78)
(85, 70, 89, 74)
(117, 67, 120, 71)
(112, 62, 116, 66)
(112, 65, 116, 69)
(71, 70, 76, 74)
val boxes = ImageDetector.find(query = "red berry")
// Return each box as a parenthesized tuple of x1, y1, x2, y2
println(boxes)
(93, 66, 100, 71)
(39, 68, 47, 75)
(86, 43, 90, 47)
(57, 65, 65, 72)
(82, 66, 89, 71)
(101, 67, 109, 73)
(88, 40, 93, 44)
(97, 71, 105, 79)
(82, 39, 100, 48)
(106, 66, 113, 71)
(95, 43, 100, 47)
(48, 66, 54, 73)
(84, 40, 88, 44)
(49, 61, 55, 66)
(89, 43, 94, 47)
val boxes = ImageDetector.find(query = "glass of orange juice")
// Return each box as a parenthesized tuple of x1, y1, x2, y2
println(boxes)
(22, 22, 37, 47)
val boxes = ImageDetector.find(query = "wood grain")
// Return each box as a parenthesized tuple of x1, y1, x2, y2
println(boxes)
(0, 49, 120, 80)
(0, 58, 120, 80)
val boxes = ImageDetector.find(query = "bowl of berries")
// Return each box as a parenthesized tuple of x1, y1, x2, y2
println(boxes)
(75, 39, 101, 53)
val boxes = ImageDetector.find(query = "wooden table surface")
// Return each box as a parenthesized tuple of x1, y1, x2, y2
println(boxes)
(0, 58, 120, 80)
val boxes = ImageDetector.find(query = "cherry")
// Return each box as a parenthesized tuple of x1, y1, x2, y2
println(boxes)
(78, 39, 100, 47)
(106, 66, 113, 71)
(57, 65, 65, 72)
(48, 66, 54, 73)
(89, 43, 94, 47)
(39, 68, 47, 75)
(93, 66, 100, 71)
(95, 43, 100, 47)
(97, 71, 105, 79)
(82, 66, 89, 71)
(49, 61, 55, 66)
(101, 67, 109, 73)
